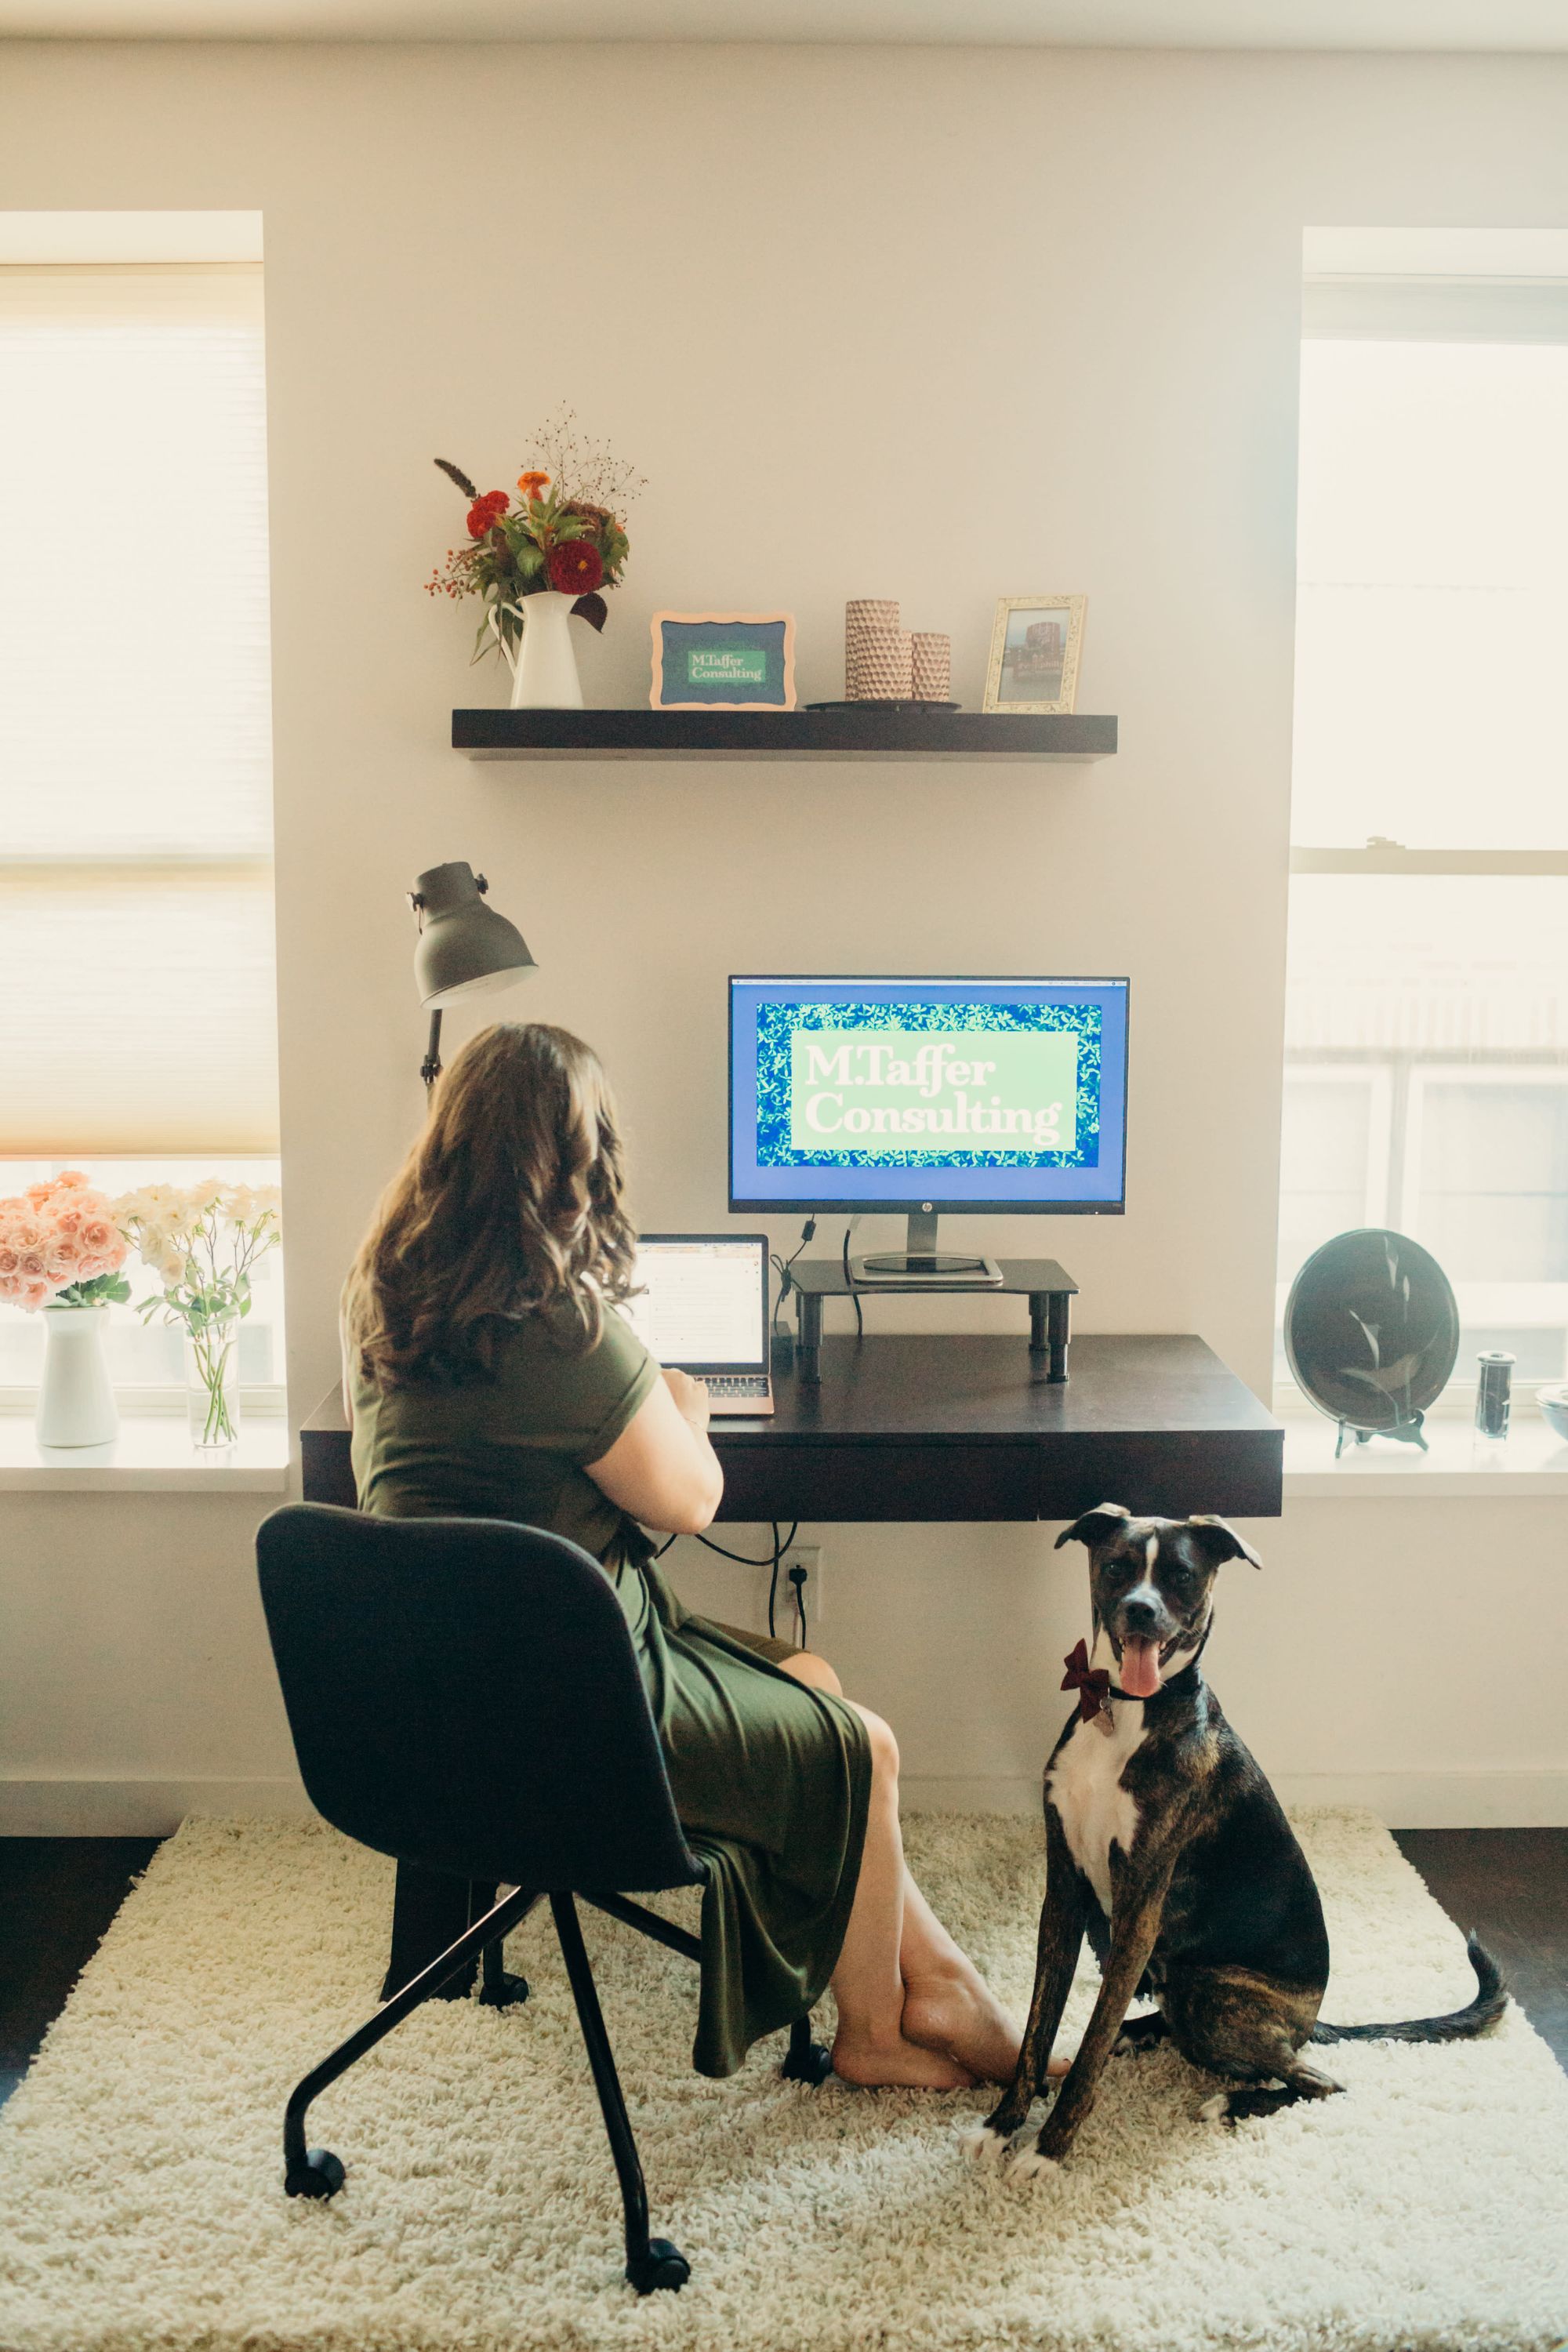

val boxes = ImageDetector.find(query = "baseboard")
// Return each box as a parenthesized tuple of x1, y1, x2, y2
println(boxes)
(6, 1768, 1565, 1838)
(0, 1777, 317, 1835)
(899, 1769, 1568, 1828)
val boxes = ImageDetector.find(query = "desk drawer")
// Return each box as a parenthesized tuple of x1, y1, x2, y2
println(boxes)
(714, 1440, 1037, 1523)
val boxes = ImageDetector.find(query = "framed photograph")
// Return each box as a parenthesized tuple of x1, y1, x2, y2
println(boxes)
(651, 612, 797, 711)
(982, 595, 1087, 715)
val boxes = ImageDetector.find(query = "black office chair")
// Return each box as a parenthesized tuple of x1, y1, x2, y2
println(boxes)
(256, 1502, 832, 2295)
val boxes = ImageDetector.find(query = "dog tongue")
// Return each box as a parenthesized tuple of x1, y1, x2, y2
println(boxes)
(1119, 1636, 1161, 1698)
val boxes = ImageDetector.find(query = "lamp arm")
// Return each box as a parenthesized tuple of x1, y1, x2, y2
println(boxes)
(420, 1007, 444, 1092)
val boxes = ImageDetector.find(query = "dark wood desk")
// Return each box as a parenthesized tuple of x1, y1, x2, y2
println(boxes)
(299, 1333, 1278, 2000)
(301, 1333, 1282, 1524)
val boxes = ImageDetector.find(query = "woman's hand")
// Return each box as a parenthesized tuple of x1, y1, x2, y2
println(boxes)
(662, 1366, 710, 1433)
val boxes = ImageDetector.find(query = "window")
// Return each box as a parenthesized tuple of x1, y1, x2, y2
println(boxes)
(1278, 233, 1568, 1403)
(0, 217, 281, 1406)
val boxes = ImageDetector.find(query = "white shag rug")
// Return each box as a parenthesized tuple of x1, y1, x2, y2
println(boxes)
(1, 1811, 1566, 2352)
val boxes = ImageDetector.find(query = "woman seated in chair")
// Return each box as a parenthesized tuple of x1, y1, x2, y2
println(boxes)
(341, 1020, 1039, 2091)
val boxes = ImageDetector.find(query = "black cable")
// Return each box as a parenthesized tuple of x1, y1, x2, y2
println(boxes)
(787, 1563, 808, 1647)
(684, 1519, 799, 1642)
(841, 1222, 863, 1337)
(768, 1519, 798, 1639)
(771, 1217, 817, 1336)
(695, 1526, 790, 1566)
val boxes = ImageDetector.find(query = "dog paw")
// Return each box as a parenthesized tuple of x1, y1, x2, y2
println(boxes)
(1007, 2149, 1062, 2183)
(956, 2124, 1011, 2164)
(1197, 2092, 1232, 2125)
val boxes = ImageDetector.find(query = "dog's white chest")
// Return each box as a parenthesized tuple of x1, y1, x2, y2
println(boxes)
(1046, 1704, 1146, 1915)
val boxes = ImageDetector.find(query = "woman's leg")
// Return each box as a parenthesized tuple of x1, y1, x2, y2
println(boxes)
(825, 1705, 974, 2089)
(779, 1650, 1054, 2087)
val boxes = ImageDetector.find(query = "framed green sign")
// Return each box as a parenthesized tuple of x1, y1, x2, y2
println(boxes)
(650, 611, 797, 710)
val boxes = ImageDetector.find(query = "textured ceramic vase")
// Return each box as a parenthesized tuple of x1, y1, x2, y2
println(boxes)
(35, 1303, 118, 1448)
(493, 590, 585, 710)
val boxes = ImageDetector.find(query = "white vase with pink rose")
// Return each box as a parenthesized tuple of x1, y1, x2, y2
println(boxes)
(0, 1172, 132, 1449)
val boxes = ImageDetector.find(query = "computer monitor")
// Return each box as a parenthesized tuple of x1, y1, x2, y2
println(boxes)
(728, 975, 1128, 1279)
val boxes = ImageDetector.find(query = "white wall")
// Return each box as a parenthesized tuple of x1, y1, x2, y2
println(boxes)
(2, 40, 1565, 1829)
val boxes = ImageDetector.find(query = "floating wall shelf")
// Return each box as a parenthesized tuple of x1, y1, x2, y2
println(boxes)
(452, 709, 1117, 763)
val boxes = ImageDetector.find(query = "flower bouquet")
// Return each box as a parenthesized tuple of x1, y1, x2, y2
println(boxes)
(425, 406, 643, 705)
(116, 1181, 282, 1449)
(0, 1171, 131, 1312)
(0, 1173, 132, 1448)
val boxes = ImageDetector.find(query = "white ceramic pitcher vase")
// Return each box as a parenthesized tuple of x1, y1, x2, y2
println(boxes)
(489, 591, 585, 710)
(35, 1302, 118, 1448)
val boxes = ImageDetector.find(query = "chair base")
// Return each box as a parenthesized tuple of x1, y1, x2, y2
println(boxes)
(285, 1880, 829, 2294)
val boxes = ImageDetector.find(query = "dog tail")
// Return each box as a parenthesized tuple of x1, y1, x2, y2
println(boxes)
(1311, 1933, 1507, 2045)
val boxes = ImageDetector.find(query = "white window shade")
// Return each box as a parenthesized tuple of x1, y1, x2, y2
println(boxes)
(0, 260, 278, 1154)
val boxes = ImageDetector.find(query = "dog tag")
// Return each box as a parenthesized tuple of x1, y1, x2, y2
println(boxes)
(1094, 1700, 1116, 1740)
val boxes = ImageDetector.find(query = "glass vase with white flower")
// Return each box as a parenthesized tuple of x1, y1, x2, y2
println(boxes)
(115, 1181, 282, 1449)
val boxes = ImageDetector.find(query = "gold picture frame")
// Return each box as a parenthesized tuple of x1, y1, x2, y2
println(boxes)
(982, 595, 1087, 715)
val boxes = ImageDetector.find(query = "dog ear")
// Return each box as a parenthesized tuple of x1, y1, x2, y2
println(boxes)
(1054, 1502, 1134, 1552)
(1185, 1515, 1264, 1570)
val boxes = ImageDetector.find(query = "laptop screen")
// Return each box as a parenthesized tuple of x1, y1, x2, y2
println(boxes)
(622, 1236, 768, 1373)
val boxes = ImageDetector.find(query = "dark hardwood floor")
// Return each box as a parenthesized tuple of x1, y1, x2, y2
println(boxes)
(1393, 1828, 1568, 2067)
(0, 1837, 161, 2104)
(0, 1830, 1563, 2107)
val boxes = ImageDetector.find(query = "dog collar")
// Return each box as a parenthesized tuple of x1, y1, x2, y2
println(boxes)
(1062, 1638, 1207, 1721)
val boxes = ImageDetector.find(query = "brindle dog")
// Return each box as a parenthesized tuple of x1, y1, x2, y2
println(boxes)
(968, 1503, 1505, 2178)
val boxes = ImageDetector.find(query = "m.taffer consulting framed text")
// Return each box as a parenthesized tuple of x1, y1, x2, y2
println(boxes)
(650, 612, 797, 710)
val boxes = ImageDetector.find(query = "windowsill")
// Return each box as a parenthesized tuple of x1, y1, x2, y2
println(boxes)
(1283, 1410, 1568, 1497)
(0, 1411, 289, 1492)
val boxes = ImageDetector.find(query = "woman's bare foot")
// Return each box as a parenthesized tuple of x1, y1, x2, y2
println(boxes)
(831, 2027, 977, 2090)
(902, 1963, 1048, 2086)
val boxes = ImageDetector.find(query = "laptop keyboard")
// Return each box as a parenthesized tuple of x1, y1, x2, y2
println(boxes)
(703, 1374, 771, 1399)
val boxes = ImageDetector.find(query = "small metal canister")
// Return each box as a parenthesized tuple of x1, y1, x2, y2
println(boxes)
(1474, 1350, 1515, 1440)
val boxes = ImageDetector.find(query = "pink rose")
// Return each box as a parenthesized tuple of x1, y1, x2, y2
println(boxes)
(0, 1244, 18, 1278)
(24, 1181, 54, 1207)
(53, 1205, 86, 1236)
(78, 1217, 122, 1263)
(8, 1217, 44, 1252)
(54, 1170, 91, 1190)
(19, 1279, 53, 1311)
(17, 1247, 48, 1279)
(45, 1235, 85, 1282)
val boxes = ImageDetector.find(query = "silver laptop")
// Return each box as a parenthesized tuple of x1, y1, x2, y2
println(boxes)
(622, 1233, 775, 1415)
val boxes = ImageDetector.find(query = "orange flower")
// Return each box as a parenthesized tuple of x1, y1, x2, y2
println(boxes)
(517, 470, 551, 499)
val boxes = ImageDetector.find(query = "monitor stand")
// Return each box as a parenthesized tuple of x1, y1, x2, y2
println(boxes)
(853, 1210, 1003, 1288)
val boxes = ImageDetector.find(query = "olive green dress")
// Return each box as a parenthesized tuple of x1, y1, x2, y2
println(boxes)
(347, 1298, 871, 2078)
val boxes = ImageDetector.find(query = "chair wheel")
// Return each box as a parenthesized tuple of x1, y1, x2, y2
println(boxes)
(781, 2035, 834, 2086)
(285, 2147, 346, 2200)
(477, 1968, 531, 2009)
(626, 2238, 690, 2295)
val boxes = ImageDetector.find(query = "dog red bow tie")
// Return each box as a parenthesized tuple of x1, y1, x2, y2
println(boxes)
(1062, 1639, 1112, 1722)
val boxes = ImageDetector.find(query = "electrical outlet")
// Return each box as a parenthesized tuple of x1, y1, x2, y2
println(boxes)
(780, 1541, 823, 1637)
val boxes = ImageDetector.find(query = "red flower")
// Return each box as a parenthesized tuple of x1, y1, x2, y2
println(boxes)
(547, 539, 604, 594)
(466, 490, 510, 538)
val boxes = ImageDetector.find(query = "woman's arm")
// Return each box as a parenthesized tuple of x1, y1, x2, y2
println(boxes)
(586, 1367, 723, 1536)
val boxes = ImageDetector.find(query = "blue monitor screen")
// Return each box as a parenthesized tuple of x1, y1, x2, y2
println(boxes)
(729, 976, 1128, 1213)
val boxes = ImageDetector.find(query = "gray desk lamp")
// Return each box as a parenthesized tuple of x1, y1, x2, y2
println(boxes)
(408, 860, 536, 1089)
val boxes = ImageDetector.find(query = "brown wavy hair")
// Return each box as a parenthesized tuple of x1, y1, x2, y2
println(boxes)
(345, 1022, 638, 1388)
